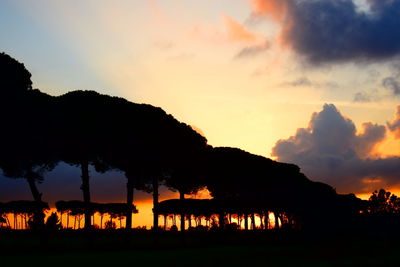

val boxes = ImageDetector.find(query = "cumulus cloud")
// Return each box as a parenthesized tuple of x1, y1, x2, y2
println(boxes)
(250, 0, 400, 64)
(271, 104, 400, 193)
(388, 105, 400, 139)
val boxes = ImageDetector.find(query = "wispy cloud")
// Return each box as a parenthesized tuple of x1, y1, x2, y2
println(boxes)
(280, 77, 339, 89)
(388, 105, 400, 139)
(234, 41, 270, 59)
(222, 14, 259, 42)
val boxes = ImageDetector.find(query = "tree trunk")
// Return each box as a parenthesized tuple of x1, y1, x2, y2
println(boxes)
(219, 212, 225, 229)
(274, 212, 279, 229)
(278, 214, 284, 228)
(80, 160, 91, 230)
(5, 216, 11, 228)
(264, 211, 269, 230)
(126, 176, 134, 229)
(26, 175, 42, 202)
(244, 214, 249, 230)
(179, 190, 185, 231)
(26, 175, 45, 229)
(188, 215, 192, 228)
(152, 176, 159, 231)
(67, 213, 69, 229)
(251, 213, 256, 230)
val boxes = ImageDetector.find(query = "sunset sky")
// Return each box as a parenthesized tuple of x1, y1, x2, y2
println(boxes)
(1, 0, 400, 226)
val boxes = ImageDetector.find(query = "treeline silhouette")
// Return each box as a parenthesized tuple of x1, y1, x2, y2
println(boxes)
(0, 52, 394, 234)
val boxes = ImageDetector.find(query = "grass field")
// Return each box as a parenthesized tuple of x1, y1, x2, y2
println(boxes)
(1, 230, 399, 266)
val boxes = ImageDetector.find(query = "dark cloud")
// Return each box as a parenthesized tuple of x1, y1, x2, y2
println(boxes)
(271, 104, 400, 193)
(378, 61, 400, 96)
(382, 77, 400, 95)
(254, 0, 400, 64)
(387, 105, 400, 139)
(234, 41, 270, 59)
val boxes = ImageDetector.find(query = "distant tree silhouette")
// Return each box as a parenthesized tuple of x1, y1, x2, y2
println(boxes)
(0, 215, 6, 227)
(368, 189, 400, 214)
(1, 201, 49, 229)
(55, 201, 137, 230)
(104, 220, 116, 229)
(0, 203, 9, 228)
(4, 167, 52, 229)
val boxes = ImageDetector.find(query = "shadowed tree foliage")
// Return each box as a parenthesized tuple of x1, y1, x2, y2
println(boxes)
(0, 53, 56, 228)
(0, 52, 32, 97)
(54, 90, 207, 230)
(201, 147, 365, 230)
(0, 52, 208, 231)
(163, 133, 208, 231)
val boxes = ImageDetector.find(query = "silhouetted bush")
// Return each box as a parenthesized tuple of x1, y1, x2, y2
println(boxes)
(45, 212, 62, 230)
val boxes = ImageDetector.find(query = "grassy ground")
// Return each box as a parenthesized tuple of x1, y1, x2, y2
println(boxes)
(1, 230, 399, 266)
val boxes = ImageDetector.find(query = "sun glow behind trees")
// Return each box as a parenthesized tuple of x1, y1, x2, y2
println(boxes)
(4, 204, 281, 230)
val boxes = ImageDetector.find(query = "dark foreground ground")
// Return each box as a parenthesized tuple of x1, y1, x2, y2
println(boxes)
(1, 230, 399, 266)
